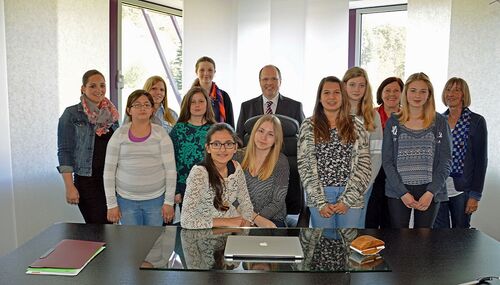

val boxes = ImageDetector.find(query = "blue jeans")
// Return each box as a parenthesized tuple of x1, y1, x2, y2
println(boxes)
(434, 192, 471, 228)
(117, 194, 164, 226)
(358, 185, 373, 228)
(309, 186, 362, 228)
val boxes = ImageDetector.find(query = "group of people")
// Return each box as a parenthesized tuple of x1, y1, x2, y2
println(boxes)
(57, 57, 488, 230)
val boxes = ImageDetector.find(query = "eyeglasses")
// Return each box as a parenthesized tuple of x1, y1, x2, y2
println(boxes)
(131, 103, 153, 109)
(209, 141, 236, 150)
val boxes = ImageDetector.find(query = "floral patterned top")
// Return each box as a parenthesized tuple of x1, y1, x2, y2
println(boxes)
(170, 122, 212, 196)
(180, 162, 254, 229)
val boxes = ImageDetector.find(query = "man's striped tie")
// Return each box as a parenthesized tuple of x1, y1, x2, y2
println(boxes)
(266, 101, 273, 114)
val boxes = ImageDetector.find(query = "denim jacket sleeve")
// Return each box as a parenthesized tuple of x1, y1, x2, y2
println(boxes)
(425, 114, 452, 196)
(57, 106, 76, 173)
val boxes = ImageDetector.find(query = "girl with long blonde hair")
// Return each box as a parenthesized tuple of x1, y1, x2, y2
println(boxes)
(342, 67, 383, 227)
(239, 115, 289, 227)
(382, 72, 452, 228)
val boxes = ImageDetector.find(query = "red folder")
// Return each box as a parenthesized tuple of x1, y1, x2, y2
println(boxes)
(30, 239, 106, 269)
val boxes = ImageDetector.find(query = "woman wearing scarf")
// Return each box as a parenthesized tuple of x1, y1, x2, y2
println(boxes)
(57, 69, 120, 224)
(192, 56, 234, 128)
(434, 78, 488, 228)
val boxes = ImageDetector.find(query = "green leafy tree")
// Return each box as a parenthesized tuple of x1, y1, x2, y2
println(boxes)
(170, 45, 183, 90)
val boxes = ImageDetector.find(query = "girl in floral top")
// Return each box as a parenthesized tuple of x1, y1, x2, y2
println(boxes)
(298, 76, 371, 228)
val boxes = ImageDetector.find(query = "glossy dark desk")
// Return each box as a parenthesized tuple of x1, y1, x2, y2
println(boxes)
(0, 223, 499, 285)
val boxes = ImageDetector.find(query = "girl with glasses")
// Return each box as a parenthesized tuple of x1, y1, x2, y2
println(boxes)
(104, 90, 176, 226)
(181, 123, 275, 229)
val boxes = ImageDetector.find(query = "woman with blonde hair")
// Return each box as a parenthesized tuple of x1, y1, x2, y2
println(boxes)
(342, 67, 383, 227)
(382, 72, 452, 228)
(298, 76, 371, 228)
(143, 76, 178, 133)
(238, 115, 289, 227)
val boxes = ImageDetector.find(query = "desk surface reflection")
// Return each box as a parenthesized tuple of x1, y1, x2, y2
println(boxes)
(141, 227, 389, 272)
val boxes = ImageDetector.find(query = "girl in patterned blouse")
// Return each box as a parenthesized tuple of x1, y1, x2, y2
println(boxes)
(181, 123, 275, 229)
(298, 76, 371, 228)
(382, 72, 452, 228)
(170, 87, 216, 208)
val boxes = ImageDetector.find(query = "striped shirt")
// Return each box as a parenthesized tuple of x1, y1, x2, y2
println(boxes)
(396, 125, 435, 185)
(103, 122, 176, 208)
(243, 153, 289, 223)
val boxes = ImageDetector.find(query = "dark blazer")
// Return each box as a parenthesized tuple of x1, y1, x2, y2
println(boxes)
(236, 94, 305, 141)
(444, 109, 488, 201)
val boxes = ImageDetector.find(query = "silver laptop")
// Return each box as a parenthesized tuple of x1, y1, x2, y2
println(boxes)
(224, 236, 304, 261)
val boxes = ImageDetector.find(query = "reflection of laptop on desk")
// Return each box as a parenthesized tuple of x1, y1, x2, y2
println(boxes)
(224, 236, 304, 261)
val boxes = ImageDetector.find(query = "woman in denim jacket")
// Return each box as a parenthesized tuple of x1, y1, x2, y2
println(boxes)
(57, 69, 119, 223)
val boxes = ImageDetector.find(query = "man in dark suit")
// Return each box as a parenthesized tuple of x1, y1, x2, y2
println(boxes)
(236, 64, 305, 141)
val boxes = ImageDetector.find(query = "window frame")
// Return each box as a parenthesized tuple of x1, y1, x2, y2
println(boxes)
(354, 4, 407, 67)
(110, 0, 182, 112)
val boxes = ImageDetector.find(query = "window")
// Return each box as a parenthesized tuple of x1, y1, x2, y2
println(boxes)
(118, 1, 183, 117)
(355, 5, 407, 92)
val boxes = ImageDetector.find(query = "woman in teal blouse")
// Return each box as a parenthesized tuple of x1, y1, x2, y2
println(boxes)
(170, 86, 216, 207)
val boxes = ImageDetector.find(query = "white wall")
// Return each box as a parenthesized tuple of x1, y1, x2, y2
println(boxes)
(183, 0, 349, 118)
(405, 0, 499, 240)
(1, 0, 109, 256)
(0, 0, 17, 255)
(447, 0, 500, 240)
(406, 0, 451, 111)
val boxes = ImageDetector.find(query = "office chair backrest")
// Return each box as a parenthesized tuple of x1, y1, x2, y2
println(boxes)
(243, 114, 303, 215)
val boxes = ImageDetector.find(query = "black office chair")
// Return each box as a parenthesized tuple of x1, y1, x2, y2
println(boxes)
(243, 114, 309, 227)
